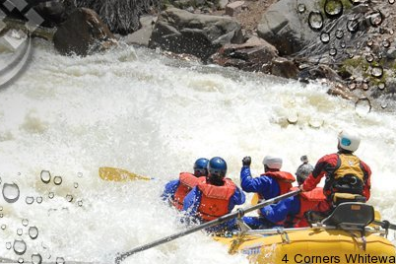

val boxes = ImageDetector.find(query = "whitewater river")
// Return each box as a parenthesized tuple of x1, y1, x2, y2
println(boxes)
(0, 40, 395, 264)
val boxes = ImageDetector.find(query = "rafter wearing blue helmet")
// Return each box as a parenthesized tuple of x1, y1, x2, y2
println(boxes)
(161, 158, 209, 210)
(183, 157, 246, 232)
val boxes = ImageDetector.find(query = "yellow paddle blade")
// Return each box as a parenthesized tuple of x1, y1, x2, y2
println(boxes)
(99, 167, 151, 181)
(251, 193, 259, 205)
(374, 210, 381, 222)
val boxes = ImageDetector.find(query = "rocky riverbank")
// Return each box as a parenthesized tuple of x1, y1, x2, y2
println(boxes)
(1, 0, 396, 111)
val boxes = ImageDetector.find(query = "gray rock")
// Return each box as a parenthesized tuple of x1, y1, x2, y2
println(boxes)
(124, 15, 157, 46)
(225, 1, 245, 17)
(149, 8, 244, 61)
(257, 0, 319, 56)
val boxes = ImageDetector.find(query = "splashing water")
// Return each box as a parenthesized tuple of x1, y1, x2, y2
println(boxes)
(0, 39, 395, 264)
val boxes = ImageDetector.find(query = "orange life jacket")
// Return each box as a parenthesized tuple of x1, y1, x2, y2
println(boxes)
(287, 187, 326, 227)
(172, 172, 204, 210)
(197, 178, 236, 221)
(260, 171, 296, 197)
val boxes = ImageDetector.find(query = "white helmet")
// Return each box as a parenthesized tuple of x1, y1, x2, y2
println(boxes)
(263, 156, 283, 170)
(338, 130, 360, 152)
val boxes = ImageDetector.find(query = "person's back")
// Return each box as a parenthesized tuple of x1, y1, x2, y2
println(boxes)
(240, 155, 296, 201)
(301, 130, 372, 212)
(162, 158, 209, 210)
(183, 157, 245, 231)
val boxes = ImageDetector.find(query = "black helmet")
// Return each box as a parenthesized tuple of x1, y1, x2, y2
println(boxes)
(193, 158, 209, 177)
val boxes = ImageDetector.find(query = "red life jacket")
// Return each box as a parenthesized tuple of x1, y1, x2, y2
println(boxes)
(172, 172, 204, 210)
(197, 178, 237, 221)
(260, 171, 296, 197)
(287, 187, 326, 227)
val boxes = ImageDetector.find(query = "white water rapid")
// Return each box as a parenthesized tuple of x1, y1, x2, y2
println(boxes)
(0, 40, 395, 264)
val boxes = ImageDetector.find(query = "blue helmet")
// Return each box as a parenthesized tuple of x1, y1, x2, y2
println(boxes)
(193, 158, 209, 177)
(208, 157, 227, 179)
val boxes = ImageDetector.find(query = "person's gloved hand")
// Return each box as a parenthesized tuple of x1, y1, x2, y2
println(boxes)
(299, 185, 307, 192)
(242, 156, 251, 167)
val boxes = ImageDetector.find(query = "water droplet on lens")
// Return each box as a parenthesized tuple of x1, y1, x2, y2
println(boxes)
(389, 0, 395, 4)
(77, 200, 83, 207)
(77, 172, 83, 178)
(365, 54, 374, 62)
(378, 82, 386, 90)
(29, 226, 39, 239)
(329, 47, 337, 56)
(309, 119, 323, 128)
(0, 206, 2, 211)
(32, 254, 42, 264)
(0, 213, 3, 218)
(6, 242, 12, 249)
(320, 32, 330, 43)
(298, 4, 306, 13)
(56, 257, 65, 264)
(371, 66, 383, 78)
(324, 0, 343, 18)
(355, 98, 371, 115)
(22, 219, 29, 226)
(381, 101, 388, 109)
(308, 11, 324, 31)
(40, 170, 51, 184)
(382, 39, 391, 48)
(17, 228, 23, 236)
(74, 182, 79, 188)
(3, 183, 20, 203)
(347, 18, 359, 33)
(335, 29, 344, 39)
(370, 11, 384, 27)
(1, 224, 6, 230)
(36, 197, 43, 204)
(287, 113, 298, 124)
(54, 176, 62, 185)
(340, 41, 346, 48)
(18, 258, 24, 263)
(66, 194, 73, 202)
(348, 82, 357, 90)
(26, 196, 34, 204)
(48, 192, 54, 199)
(13, 239, 27, 255)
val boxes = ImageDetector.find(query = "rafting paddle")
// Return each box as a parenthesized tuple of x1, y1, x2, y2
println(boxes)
(99, 167, 152, 181)
(115, 189, 301, 263)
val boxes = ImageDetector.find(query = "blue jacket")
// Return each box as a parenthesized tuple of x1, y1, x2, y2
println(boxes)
(240, 166, 280, 200)
(182, 183, 246, 231)
(161, 179, 180, 201)
(260, 196, 300, 224)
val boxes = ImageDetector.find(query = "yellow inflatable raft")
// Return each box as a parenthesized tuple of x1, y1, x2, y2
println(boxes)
(214, 203, 396, 264)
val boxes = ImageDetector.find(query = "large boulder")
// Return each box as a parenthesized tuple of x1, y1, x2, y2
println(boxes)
(53, 8, 117, 56)
(149, 8, 244, 61)
(257, 0, 319, 56)
(209, 36, 278, 72)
